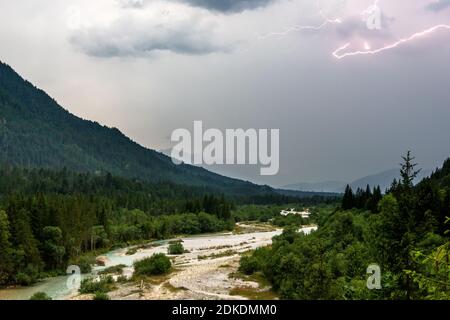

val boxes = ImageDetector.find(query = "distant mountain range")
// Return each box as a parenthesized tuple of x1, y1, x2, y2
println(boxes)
(283, 168, 432, 193)
(282, 181, 347, 193)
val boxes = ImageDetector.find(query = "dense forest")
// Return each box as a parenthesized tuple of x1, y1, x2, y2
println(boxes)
(240, 152, 450, 299)
(0, 165, 329, 287)
(0, 166, 232, 286)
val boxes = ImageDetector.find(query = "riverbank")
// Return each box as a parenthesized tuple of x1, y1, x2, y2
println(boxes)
(0, 222, 317, 300)
(73, 223, 283, 300)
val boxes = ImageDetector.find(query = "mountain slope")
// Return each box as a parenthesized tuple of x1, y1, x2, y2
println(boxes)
(0, 61, 271, 195)
(349, 169, 400, 191)
(350, 168, 431, 192)
(282, 181, 346, 193)
(282, 168, 432, 193)
(421, 158, 450, 188)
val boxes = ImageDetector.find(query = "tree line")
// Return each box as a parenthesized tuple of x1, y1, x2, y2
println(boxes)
(0, 166, 326, 287)
(0, 167, 236, 286)
(342, 184, 382, 212)
(240, 152, 450, 299)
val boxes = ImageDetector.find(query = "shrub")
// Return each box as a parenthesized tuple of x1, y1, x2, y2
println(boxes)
(75, 256, 95, 274)
(116, 275, 128, 283)
(93, 291, 110, 300)
(29, 292, 52, 300)
(168, 242, 184, 255)
(239, 256, 259, 275)
(125, 248, 138, 255)
(16, 272, 33, 286)
(79, 276, 114, 294)
(238, 247, 270, 275)
(134, 253, 171, 276)
(98, 264, 125, 275)
(15, 264, 40, 286)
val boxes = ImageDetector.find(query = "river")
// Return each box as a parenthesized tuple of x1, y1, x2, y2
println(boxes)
(0, 223, 317, 300)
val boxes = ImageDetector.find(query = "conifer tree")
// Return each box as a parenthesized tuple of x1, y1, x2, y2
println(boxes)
(378, 151, 421, 299)
(369, 186, 382, 212)
(342, 185, 354, 210)
(0, 210, 13, 285)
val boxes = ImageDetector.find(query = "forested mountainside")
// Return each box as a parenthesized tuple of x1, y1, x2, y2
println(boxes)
(0, 61, 273, 195)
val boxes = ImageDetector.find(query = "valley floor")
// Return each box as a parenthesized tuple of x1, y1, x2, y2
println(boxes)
(74, 223, 283, 300)
(0, 222, 318, 300)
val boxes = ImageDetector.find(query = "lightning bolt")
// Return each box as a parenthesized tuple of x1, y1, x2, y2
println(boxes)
(257, 11, 342, 40)
(256, 0, 343, 40)
(333, 24, 450, 59)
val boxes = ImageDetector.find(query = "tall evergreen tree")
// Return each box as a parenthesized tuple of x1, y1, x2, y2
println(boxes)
(342, 185, 354, 210)
(41, 226, 66, 270)
(0, 210, 13, 285)
(378, 151, 422, 299)
(369, 186, 382, 213)
(7, 204, 42, 270)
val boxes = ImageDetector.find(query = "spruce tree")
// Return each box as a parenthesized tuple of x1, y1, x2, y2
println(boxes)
(0, 210, 13, 285)
(369, 186, 382, 212)
(364, 185, 372, 210)
(378, 151, 421, 299)
(342, 185, 354, 210)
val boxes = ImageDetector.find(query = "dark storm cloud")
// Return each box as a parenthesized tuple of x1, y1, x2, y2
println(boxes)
(426, 0, 450, 12)
(71, 28, 227, 57)
(176, 0, 277, 13)
(70, 9, 230, 57)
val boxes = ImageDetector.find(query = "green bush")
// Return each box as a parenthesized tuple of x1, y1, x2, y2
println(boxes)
(125, 248, 138, 255)
(15, 264, 40, 286)
(238, 247, 270, 275)
(98, 264, 125, 275)
(16, 272, 33, 286)
(239, 256, 259, 275)
(116, 275, 128, 283)
(168, 242, 184, 255)
(93, 291, 110, 300)
(29, 292, 52, 300)
(75, 256, 95, 274)
(134, 253, 171, 276)
(79, 276, 114, 294)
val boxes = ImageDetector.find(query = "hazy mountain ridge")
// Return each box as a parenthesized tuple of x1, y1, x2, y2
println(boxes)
(282, 181, 347, 193)
(283, 168, 432, 193)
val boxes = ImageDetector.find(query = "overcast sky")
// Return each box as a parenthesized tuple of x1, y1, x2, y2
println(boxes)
(1, 0, 450, 186)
